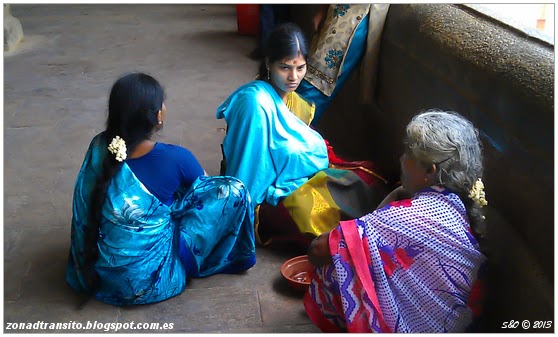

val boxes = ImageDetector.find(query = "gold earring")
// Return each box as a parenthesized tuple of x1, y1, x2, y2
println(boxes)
(424, 178, 428, 182)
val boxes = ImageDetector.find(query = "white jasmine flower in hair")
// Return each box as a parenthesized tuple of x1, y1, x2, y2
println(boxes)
(468, 178, 488, 208)
(108, 136, 127, 162)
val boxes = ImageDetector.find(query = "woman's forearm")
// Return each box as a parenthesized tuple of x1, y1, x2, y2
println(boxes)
(307, 232, 333, 266)
(376, 185, 412, 209)
(312, 4, 329, 34)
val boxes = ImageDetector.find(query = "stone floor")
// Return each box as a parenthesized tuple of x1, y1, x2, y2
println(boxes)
(4, 4, 320, 333)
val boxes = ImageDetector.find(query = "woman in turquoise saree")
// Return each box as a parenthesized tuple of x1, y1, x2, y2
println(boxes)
(66, 73, 256, 306)
(217, 23, 390, 251)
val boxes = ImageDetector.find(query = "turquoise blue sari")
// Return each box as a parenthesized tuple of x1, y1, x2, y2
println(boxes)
(66, 133, 256, 306)
(216, 80, 329, 207)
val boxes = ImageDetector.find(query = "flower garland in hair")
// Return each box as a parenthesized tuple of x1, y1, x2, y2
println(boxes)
(468, 178, 488, 208)
(108, 136, 127, 162)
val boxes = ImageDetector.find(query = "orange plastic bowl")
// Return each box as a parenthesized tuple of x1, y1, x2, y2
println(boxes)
(280, 255, 313, 292)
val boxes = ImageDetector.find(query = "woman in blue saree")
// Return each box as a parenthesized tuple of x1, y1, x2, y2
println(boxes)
(66, 73, 256, 306)
(217, 23, 390, 251)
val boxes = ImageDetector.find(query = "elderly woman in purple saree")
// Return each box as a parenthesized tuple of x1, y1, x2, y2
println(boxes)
(304, 110, 488, 332)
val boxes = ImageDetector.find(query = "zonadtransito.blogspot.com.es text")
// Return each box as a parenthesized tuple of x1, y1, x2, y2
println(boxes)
(5, 321, 174, 332)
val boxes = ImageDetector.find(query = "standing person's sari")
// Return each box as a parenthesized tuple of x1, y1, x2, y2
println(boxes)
(304, 186, 486, 332)
(217, 80, 389, 251)
(296, 4, 390, 124)
(66, 133, 256, 306)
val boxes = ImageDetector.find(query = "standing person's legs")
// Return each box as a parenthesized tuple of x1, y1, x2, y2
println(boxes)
(259, 4, 276, 45)
(250, 4, 275, 59)
(272, 4, 291, 25)
(251, 5, 291, 60)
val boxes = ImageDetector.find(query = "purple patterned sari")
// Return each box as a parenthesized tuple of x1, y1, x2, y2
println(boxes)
(304, 186, 486, 332)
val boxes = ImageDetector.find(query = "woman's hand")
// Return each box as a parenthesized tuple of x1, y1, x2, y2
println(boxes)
(312, 5, 329, 35)
(307, 232, 333, 266)
(376, 185, 412, 209)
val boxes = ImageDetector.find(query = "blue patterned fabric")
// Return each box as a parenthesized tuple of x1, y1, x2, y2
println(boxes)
(66, 133, 256, 306)
(216, 80, 329, 207)
(333, 4, 350, 17)
(324, 49, 344, 69)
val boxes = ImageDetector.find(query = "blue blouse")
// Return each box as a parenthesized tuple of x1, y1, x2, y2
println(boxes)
(126, 142, 204, 206)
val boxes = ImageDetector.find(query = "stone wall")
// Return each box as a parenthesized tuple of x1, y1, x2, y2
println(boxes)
(293, 3, 554, 331)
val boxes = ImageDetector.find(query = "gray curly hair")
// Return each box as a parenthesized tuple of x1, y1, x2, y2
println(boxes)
(405, 109, 487, 241)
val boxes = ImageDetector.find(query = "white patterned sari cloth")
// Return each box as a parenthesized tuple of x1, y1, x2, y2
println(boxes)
(303, 186, 486, 332)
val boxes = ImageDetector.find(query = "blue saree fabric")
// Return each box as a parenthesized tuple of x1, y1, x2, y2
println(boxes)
(66, 133, 256, 306)
(216, 80, 329, 207)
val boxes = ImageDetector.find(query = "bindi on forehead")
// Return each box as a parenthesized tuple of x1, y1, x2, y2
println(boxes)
(281, 53, 306, 66)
